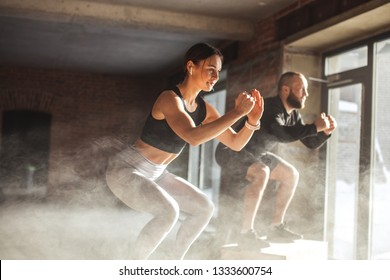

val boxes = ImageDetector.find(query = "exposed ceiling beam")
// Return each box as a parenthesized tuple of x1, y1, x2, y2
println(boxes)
(285, 1, 390, 51)
(0, 0, 255, 40)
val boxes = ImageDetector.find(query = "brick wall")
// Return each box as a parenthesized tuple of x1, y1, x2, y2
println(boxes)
(0, 67, 164, 199)
(225, 0, 318, 106)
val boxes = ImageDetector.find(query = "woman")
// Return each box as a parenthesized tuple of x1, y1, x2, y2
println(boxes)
(106, 42, 263, 259)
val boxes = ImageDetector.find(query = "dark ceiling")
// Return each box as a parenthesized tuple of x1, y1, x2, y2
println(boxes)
(0, 0, 296, 76)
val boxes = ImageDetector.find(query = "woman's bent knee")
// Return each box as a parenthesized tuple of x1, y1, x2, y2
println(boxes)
(196, 194, 215, 220)
(204, 199, 215, 218)
(165, 200, 180, 224)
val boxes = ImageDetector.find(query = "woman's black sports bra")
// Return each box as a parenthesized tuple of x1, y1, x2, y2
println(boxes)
(140, 86, 207, 154)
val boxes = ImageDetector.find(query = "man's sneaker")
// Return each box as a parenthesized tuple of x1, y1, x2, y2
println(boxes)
(237, 230, 270, 249)
(267, 223, 303, 243)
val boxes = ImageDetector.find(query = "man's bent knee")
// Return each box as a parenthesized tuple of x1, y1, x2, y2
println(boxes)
(291, 166, 299, 182)
(271, 161, 299, 183)
(246, 162, 270, 183)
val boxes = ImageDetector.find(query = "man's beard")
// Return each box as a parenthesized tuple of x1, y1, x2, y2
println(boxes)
(287, 90, 304, 109)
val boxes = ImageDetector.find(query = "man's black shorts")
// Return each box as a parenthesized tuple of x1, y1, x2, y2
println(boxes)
(215, 144, 282, 180)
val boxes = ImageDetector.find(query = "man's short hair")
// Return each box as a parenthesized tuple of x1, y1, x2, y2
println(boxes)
(277, 72, 302, 93)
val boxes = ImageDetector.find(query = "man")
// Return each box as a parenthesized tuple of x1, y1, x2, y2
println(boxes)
(215, 72, 337, 248)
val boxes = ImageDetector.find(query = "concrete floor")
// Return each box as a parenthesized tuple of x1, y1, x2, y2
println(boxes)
(2, 180, 388, 260)
(0, 199, 331, 261)
(0, 198, 219, 260)
(1, 200, 136, 259)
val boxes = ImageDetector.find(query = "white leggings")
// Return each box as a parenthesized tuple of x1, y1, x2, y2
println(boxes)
(106, 146, 214, 260)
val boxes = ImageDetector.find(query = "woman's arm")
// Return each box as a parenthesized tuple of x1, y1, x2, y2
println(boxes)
(156, 90, 255, 146)
(205, 89, 264, 151)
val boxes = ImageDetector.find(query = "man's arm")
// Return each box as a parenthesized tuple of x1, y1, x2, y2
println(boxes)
(265, 105, 332, 149)
(300, 114, 337, 149)
(300, 132, 331, 149)
(265, 105, 318, 143)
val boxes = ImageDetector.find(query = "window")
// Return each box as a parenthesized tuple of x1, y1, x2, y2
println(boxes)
(325, 46, 368, 76)
(324, 33, 390, 260)
(187, 89, 226, 216)
(372, 37, 390, 260)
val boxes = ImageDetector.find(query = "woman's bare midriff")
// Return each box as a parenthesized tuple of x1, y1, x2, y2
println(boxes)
(134, 139, 180, 165)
